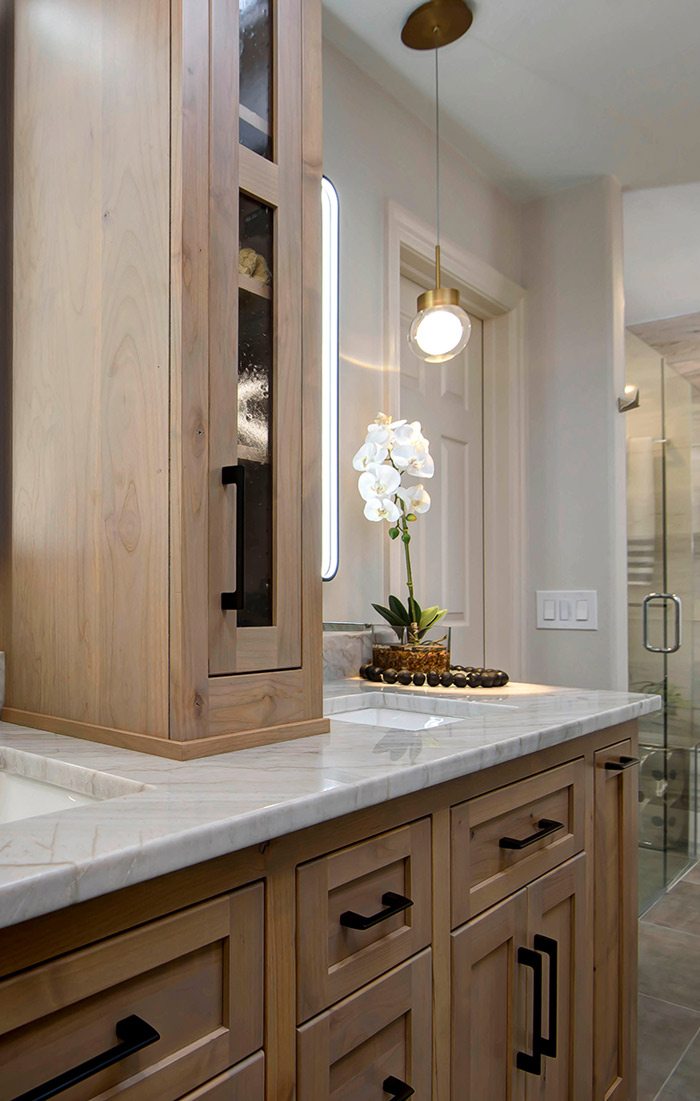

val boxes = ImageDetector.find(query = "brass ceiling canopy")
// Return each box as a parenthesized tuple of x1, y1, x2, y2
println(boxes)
(401, 0, 473, 51)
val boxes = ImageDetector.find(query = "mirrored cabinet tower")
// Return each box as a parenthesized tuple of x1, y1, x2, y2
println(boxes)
(0, 0, 327, 757)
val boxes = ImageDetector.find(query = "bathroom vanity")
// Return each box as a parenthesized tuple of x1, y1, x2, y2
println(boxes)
(0, 682, 658, 1100)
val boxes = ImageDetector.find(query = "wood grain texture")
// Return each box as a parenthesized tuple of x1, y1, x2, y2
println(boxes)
(297, 951, 432, 1101)
(0, 886, 264, 1100)
(593, 739, 638, 1101)
(180, 1052, 265, 1099)
(451, 759, 586, 925)
(10, 0, 170, 736)
(296, 818, 432, 1021)
(0, 0, 12, 663)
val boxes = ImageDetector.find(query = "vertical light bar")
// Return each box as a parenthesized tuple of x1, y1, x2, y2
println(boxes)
(321, 177, 339, 581)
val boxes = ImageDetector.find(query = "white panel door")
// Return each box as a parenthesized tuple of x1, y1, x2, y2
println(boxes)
(399, 275, 484, 665)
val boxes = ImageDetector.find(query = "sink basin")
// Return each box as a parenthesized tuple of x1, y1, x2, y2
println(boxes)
(332, 707, 460, 731)
(0, 748, 148, 825)
(327, 690, 516, 731)
(0, 771, 97, 824)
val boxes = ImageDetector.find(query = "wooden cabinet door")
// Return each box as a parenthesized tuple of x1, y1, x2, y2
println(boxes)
(207, 0, 303, 676)
(451, 891, 527, 1101)
(297, 952, 432, 1100)
(524, 854, 591, 1101)
(593, 740, 638, 1101)
(178, 1052, 264, 1099)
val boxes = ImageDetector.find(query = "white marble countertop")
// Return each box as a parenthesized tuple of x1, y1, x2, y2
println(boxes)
(0, 679, 661, 929)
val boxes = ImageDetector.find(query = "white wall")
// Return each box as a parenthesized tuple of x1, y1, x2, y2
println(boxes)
(322, 41, 523, 625)
(521, 177, 628, 689)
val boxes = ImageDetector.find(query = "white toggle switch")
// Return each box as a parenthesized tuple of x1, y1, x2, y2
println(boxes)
(536, 591, 598, 630)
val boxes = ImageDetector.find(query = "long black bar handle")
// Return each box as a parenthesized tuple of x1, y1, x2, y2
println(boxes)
(534, 934, 558, 1058)
(340, 891, 413, 931)
(12, 1015, 160, 1101)
(383, 1076, 415, 1100)
(516, 947, 543, 1076)
(604, 756, 640, 772)
(221, 464, 245, 612)
(499, 818, 564, 851)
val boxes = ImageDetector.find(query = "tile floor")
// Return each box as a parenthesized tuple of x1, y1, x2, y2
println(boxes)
(638, 862, 700, 1099)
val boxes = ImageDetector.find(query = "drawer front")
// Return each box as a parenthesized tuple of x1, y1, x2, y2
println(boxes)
(451, 760, 585, 925)
(297, 951, 432, 1101)
(0, 884, 263, 1101)
(178, 1051, 265, 1099)
(297, 819, 432, 1021)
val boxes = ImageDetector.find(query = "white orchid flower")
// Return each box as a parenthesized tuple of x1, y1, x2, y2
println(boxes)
(397, 483, 431, 514)
(352, 441, 388, 471)
(365, 422, 392, 448)
(363, 496, 401, 523)
(391, 440, 435, 479)
(358, 463, 401, 502)
(393, 420, 424, 446)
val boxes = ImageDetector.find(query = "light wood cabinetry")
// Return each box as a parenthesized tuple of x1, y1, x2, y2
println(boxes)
(0, 723, 639, 1100)
(1, 0, 327, 758)
(297, 952, 432, 1100)
(593, 740, 639, 1101)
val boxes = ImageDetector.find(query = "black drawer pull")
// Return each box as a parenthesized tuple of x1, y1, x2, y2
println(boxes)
(499, 818, 564, 850)
(340, 891, 413, 931)
(383, 1076, 415, 1100)
(12, 1015, 160, 1101)
(604, 756, 639, 772)
(534, 934, 558, 1058)
(221, 464, 245, 612)
(516, 947, 543, 1076)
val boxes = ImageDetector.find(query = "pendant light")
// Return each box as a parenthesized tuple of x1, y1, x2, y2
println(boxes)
(402, 0, 473, 364)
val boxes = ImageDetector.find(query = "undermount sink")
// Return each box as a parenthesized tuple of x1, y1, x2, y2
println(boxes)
(327, 690, 516, 731)
(0, 749, 147, 826)
(0, 771, 97, 824)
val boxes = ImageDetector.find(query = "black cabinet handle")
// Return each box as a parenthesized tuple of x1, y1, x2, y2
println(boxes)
(12, 1015, 160, 1101)
(517, 946, 543, 1076)
(499, 818, 564, 850)
(221, 464, 245, 612)
(534, 934, 558, 1058)
(340, 891, 413, 931)
(604, 756, 639, 772)
(383, 1076, 415, 1100)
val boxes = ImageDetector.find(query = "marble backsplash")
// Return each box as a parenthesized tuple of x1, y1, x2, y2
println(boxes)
(323, 627, 372, 681)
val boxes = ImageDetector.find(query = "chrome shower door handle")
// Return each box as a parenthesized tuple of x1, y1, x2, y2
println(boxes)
(642, 593, 682, 653)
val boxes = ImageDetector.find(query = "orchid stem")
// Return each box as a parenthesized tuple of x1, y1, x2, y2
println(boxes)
(401, 516, 419, 643)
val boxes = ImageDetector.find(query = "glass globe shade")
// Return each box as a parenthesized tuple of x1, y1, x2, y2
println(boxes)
(408, 303, 472, 364)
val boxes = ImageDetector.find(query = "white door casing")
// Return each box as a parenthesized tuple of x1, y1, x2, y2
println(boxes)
(399, 275, 484, 665)
(385, 202, 526, 679)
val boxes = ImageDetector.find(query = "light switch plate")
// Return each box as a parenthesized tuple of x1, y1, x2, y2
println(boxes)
(536, 591, 598, 630)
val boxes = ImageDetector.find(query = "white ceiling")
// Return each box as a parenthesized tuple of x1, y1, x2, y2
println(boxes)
(323, 0, 700, 201)
(624, 184, 700, 324)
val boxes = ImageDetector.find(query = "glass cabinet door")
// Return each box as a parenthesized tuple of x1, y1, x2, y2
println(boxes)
(209, 0, 302, 676)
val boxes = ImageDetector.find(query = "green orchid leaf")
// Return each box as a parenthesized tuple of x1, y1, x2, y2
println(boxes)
(388, 594, 410, 623)
(371, 603, 406, 627)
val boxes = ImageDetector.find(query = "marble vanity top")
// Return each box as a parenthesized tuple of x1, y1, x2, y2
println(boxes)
(0, 680, 660, 929)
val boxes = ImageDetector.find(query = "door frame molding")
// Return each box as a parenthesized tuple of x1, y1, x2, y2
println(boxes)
(385, 201, 526, 676)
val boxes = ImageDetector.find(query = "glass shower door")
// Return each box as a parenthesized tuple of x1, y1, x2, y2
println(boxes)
(626, 333, 698, 913)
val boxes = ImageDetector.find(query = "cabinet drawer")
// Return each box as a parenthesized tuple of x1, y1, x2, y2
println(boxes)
(297, 951, 432, 1101)
(177, 1051, 264, 1099)
(451, 760, 585, 925)
(297, 819, 432, 1021)
(0, 884, 263, 1101)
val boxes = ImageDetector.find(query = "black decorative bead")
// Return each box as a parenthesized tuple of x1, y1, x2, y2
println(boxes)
(481, 673, 495, 688)
(427, 671, 441, 687)
(467, 672, 481, 688)
(359, 663, 372, 679)
(382, 668, 398, 684)
(440, 672, 454, 687)
(452, 664, 464, 672)
(453, 672, 468, 689)
(397, 670, 413, 686)
(412, 672, 426, 687)
(367, 665, 383, 682)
